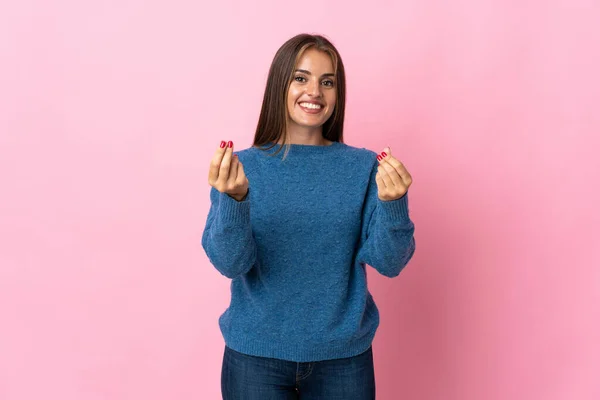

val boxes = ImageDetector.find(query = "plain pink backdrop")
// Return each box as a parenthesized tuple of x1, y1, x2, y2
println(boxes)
(1, 1, 599, 399)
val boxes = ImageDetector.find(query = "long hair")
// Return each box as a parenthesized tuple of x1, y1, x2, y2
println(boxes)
(253, 34, 346, 158)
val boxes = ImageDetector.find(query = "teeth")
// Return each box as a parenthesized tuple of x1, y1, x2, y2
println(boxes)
(300, 102, 322, 109)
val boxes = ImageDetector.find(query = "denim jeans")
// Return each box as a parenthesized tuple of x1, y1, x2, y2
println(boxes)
(221, 345, 376, 400)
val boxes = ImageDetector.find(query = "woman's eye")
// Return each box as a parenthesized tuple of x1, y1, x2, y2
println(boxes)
(294, 76, 306, 83)
(322, 80, 334, 87)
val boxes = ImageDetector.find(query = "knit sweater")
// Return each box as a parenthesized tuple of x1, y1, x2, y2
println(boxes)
(201, 141, 416, 362)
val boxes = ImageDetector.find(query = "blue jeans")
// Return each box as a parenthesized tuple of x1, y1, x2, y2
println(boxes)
(221, 345, 376, 399)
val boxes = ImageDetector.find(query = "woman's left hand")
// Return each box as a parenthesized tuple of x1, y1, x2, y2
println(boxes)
(375, 146, 413, 201)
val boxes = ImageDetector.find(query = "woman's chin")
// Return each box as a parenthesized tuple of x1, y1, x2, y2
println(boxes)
(290, 116, 329, 129)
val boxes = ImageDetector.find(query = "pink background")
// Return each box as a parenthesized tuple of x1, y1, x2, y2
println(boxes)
(1, 1, 599, 399)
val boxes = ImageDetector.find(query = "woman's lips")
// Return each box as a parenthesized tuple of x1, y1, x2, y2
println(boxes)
(298, 102, 324, 114)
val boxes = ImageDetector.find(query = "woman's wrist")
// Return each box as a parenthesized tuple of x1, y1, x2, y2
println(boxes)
(230, 190, 249, 202)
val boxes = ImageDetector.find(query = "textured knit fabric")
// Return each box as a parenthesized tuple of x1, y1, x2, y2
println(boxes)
(201, 141, 416, 362)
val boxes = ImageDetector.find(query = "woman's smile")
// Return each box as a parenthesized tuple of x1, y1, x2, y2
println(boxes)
(298, 101, 324, 114)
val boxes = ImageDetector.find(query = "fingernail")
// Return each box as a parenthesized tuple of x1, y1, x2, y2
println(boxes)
(381, 152, 387, 157)
(228, 141, 233, 148)
(220, 141, 226, 148)
(377, 155, 382, 161)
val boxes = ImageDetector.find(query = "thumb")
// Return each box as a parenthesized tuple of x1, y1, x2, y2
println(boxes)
(383, 146, 391, 156)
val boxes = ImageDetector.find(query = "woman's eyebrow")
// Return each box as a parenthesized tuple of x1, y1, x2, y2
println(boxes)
(295, 69, 335, 78)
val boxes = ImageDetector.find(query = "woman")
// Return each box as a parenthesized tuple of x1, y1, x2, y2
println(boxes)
(202, 33, 416, 400)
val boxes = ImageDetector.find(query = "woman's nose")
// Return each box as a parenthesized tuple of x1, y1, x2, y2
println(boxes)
(306, 79, 321, 97)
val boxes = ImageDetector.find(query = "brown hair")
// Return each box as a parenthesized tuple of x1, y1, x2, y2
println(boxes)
(252, 33, 346, 158)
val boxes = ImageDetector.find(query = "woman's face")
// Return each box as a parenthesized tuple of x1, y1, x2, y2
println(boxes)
(286, 48, 337, 133)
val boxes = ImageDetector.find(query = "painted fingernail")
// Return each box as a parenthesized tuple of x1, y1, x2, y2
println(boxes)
(228, 141, 233, 148)
(377, 155, 382, 161)
(220, 140, 226, 148)
(381, 152, 387, 157)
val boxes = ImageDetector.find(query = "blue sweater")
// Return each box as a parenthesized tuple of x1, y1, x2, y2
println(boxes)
(201, 141, 416, 362)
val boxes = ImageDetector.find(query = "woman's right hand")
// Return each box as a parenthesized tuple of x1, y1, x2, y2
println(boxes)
(208, 140, 249, 202)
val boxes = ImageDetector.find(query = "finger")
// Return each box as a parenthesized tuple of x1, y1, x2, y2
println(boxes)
(217, 141, 234, 185)
(227, 154, 239, 187)
(375, 171, 386, 189)
(208, 140, 228, 184)
(235, 158, 247, 186)
(381, 154, 412, 186)
(377, 165, 394, 188)
(378, 157, 404, 187)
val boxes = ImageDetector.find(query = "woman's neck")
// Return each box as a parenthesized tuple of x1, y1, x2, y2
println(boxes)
(279, 129, 331, 146)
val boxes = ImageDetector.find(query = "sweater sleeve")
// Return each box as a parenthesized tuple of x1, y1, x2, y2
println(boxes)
(355, 159, 416, 278)
(201, 186, 257, 279)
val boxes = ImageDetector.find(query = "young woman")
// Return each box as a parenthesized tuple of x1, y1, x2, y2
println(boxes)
(202, 33, 416, 400)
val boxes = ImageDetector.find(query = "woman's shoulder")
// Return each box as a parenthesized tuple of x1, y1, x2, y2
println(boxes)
(232, 145, 256, 160)
(337, 142, 379, 165)
(339, 142, 377, 156)
(231, 145, 260, 175)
